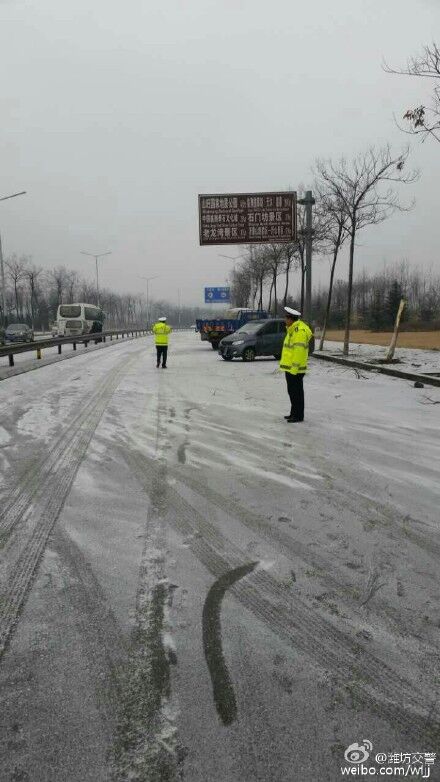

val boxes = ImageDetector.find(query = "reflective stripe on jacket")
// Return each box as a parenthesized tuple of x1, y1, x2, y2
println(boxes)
(152, 322, 172, 345)
(279, 320, 313, 375)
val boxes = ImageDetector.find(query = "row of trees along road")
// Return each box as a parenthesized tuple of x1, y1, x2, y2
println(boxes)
(1, 258, 206, 330)
(233, 41, 440, 355)
(231, 145, 418, 356)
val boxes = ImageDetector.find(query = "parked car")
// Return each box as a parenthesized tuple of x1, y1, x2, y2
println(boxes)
(4, 323, 34, 343)
(218, 318, 286, 362)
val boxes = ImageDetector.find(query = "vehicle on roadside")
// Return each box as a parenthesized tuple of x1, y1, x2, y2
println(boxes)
(4, 323, 34, 343)
(54, 303, 105, 337)
(218, 318, 286, 361)
(196, 308, 269, 350)
(0, 325, 5, 346)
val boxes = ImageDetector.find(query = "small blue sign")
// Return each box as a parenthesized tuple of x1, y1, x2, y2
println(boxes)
(204, 287, 231, 303)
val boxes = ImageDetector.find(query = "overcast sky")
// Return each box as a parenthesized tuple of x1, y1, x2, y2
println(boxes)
(1, 0, 439, 306)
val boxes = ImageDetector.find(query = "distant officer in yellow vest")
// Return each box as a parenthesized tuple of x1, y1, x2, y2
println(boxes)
(152, 316, 172, 369)
(280, 307, 313, 422)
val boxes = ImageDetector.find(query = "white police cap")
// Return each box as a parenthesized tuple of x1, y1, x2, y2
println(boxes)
(284, 307, 301, 317)
(158, 316, 167, 321)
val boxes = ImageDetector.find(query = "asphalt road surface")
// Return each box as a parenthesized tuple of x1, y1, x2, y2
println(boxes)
(0, 333, 439, 782)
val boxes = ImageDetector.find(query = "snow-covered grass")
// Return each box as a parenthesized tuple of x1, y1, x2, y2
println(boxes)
(322, 339, 440, 374)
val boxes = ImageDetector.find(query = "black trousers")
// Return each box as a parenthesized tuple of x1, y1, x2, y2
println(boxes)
(156, 346, 168, 366)
(285, 373, 304, 420)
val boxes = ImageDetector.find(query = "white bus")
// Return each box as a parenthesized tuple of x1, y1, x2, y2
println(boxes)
(54, 303, 105, 337)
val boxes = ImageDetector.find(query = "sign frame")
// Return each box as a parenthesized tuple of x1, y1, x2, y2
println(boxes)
(198, 191, 297, 246)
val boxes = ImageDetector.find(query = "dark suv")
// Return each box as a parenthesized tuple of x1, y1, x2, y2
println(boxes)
(219, 319, 286, 362)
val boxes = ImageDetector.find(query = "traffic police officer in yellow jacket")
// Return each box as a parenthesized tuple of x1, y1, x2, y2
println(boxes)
(280, 307, 313, 422)
(152, 316, 172, 368)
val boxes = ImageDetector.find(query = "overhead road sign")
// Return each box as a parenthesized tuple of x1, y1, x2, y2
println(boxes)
(198, 192, 297, 245)
(204, 287, 231, 303)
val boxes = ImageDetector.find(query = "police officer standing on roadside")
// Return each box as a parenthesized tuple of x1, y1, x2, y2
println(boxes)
(152, 316, 172, 368)
(280, 307, 313, 422)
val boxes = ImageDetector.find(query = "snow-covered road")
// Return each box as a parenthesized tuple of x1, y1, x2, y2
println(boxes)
(0, 332, 439, 781)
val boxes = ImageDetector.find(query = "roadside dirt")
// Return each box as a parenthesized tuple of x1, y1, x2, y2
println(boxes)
(322, 329, 440, 350)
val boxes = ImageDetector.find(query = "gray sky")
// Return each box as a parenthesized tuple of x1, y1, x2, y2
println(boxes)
(1, 0, 439, 306)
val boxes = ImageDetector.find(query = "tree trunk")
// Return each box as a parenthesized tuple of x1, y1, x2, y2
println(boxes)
(385, 299, 406, 361)
(319, 253, 338, 351)
(14, 280, 19, 317)
(300, 254, 305, 313)
(283, 260, 291, 305)
(272, 272, 277, 315)
(30, 284, 35, 329)
(259, 277, 263, 310)
(268, 280, 274, 312)
(343, 227, 356, 356)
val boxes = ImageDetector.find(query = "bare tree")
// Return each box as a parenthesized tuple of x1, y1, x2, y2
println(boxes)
(252, 247, 271, 310)
(24, 264, 43, 328)
(65, 270, 80, 302)
(384, 43, 440, 143)
(315, 146, 418, 354)
(48, 266, 69, 307)
(263, 244, 285, 315)
(230, 260, 253, 307)
(314, 188, 349, 350)
(6, 254, 28, 318)
(281, 243, 299, 306)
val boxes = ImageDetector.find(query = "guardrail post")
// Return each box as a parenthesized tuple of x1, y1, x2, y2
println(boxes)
(8, 354, 14, 367)
(85, 340, 88, 348)
(116, 333, 119, 339)
(73, 342, 76, 351)
(110, 334, 112, 341)
(36, 348, 42, 360)
(58, 344, 62, 355)
(103, 335, 106, 342)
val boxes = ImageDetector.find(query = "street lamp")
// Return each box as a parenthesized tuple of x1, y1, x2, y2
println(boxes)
(139, 275, 160, 328)
(219, 253, 242, 287)
(0, 191, 27, 328)
(80, 250, 111, 307)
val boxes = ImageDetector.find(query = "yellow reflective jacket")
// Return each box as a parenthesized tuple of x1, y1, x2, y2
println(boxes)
(152, 322, 172, 346)
(279, 320, 313, 375)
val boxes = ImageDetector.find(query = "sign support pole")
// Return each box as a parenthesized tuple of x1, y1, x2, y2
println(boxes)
(298, 191, 315, 325)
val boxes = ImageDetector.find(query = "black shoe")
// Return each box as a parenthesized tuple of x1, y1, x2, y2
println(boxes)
(156, 364, 160, 369)
(286, 417, 303, 423)
(162, 365, 167, 369)
(284, 415, 292, 419)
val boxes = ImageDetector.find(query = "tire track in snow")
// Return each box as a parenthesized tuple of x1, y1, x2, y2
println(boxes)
(123, 446, 440, 747)
(110, 395, 184, 782)
(0, 353, 139, 541)
(0, 353, 139, 659)
(202, 562, 258, 726)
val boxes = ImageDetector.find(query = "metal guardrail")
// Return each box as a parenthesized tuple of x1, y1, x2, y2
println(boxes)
(0, 328, 149, 367)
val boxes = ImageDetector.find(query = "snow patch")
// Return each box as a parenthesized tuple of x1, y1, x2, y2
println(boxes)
(16, 403, 56, 442)
(0, 426, 11, 446)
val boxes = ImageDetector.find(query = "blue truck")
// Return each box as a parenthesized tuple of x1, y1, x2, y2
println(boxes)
(195, 308, 269, 350)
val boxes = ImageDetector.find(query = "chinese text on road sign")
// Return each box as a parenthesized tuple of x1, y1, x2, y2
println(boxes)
(204, 287, 231, 303)
(198, 192, 297, 245)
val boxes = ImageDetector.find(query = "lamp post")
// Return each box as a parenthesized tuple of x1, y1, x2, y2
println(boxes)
(80, 250, 111, 307)
(140, 275, 160, 328)
(0, 191, 27, 328)
(219, 253, 242, 286)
